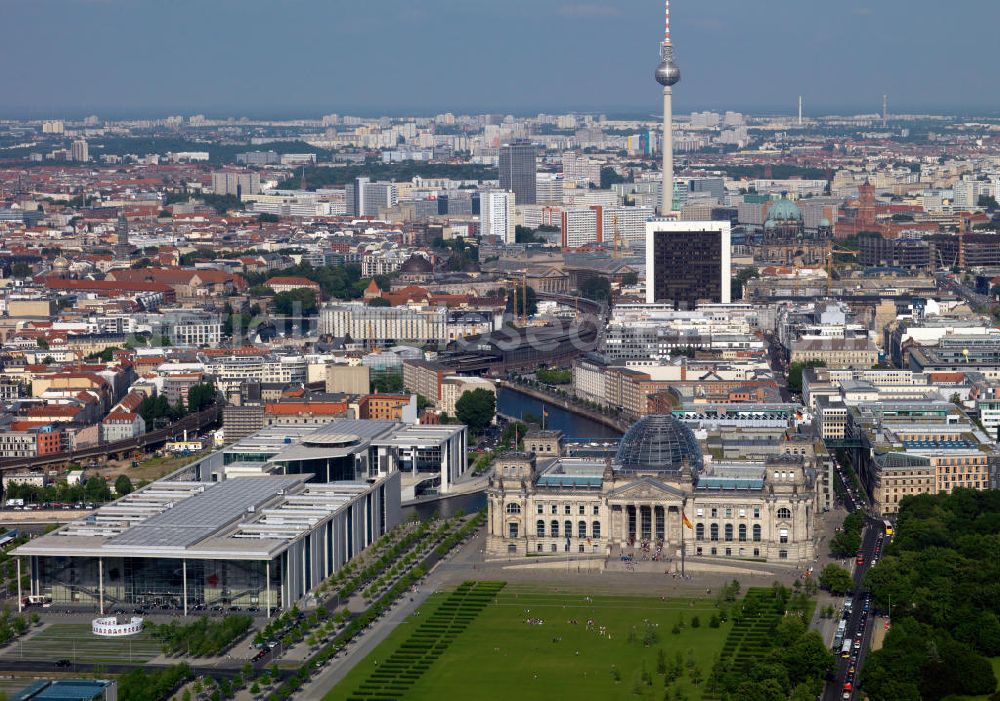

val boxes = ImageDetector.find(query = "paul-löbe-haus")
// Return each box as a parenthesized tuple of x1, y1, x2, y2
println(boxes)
(11, 422, 421, 615)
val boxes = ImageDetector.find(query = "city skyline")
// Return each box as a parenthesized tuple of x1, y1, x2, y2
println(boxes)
(2, 0, 999, 117)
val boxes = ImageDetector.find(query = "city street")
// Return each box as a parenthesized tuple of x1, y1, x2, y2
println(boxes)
(822, 454, 888, 701)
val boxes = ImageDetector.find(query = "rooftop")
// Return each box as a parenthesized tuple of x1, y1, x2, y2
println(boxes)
(14, 474, 392, 560)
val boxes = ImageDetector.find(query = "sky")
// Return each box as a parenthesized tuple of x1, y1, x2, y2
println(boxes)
(1, 0, 997, 118)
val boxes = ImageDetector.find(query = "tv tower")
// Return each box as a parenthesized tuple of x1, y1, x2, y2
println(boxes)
(654, 0, 680, 215)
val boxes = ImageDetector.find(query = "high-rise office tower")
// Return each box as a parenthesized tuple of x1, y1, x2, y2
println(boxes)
(645, 221, 731, 308)
(654, 0, 680, 215)
(113, 209, 134, 263)
(480, 190, 516, 244)
(346, 178, 397, 217)
(211, 171, 260, 197)
(71, 139, 89, 163)
(346, 177, 369, 217)
(499, 141, 537, 206)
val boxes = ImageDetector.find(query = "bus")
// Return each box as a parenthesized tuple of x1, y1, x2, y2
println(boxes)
(834, 620, 848, 648)
(883, 520, 894, 537)
(841, 639, 853, 658)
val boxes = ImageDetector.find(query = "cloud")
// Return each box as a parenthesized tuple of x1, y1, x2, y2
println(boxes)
(557, 3, 622, 18)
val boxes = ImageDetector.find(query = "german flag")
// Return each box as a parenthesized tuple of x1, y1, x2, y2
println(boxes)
(682, 511, 694, 530)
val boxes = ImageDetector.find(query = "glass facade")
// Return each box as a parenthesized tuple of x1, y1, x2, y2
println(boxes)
(36, 556, 279, 610)
(499, 142, 537, 205)
(651, 229, 722, 309)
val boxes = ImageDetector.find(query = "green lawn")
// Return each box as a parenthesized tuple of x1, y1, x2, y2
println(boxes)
(0, 623, 161, 664)
(329, 582, 731, 701)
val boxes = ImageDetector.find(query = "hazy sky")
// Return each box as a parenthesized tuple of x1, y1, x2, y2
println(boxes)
(2, 0, 996, 117)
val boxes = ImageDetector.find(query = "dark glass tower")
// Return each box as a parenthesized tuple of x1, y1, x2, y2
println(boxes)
(646, 223, 731, 309)
(498, 141, 537, 205)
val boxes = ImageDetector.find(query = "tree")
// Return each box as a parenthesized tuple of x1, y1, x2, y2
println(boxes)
(115, 475, 134, 496)
(732, 267, 760, 300)
(371, 373, 404, 394)
(600, 166, 626, 189)
(978, 194, 999, 211)
(620, 271, 639, 286)
(579, 277, 612, 303)
(186, 383, 216, 413)
(787, 360, 825, 394)
(818, 563, 853, 595)
(272, 289, 317, 317)
(454, 388, 496, 434)
(366, 296, 390, 307)
(515, 225, 544, 244)
(510, 284, 538, 318)
(782, 631, 834, 685)
(9, 262, 32, 279)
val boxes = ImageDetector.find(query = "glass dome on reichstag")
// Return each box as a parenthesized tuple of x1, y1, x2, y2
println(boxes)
(615, 415, 703, 475)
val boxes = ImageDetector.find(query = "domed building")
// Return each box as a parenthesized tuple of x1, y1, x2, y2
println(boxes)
(486, 415, 817, 565)
(50, 256, 70, 278)
(397, 254, 434, 283)
(752, 196, 832, 267)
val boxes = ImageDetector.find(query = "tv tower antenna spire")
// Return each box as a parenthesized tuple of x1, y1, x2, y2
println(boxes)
(655, 0, 680, 216)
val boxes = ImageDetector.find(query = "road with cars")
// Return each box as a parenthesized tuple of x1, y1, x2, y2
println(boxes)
(823, 455, 888, 701)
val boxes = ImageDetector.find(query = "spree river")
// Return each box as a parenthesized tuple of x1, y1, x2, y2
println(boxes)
(496, 386, 623, 440)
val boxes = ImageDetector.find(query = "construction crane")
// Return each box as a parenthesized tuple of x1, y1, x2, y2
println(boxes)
(611, 215, 631, 258)
(521, 272, 529, 324)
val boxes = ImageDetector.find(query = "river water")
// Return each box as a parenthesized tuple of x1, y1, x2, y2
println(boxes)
(496, 386, 622, 440)
(402, 388, 621, 521)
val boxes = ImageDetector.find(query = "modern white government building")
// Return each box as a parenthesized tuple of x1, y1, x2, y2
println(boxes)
(14, 419, 467, 615)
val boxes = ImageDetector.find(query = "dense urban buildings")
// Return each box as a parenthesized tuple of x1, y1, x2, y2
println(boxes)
(2, 2, 1000, 698)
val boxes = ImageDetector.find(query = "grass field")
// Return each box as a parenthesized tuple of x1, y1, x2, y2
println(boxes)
(330, 582, 731, 701)
(0, 623, 161, 664)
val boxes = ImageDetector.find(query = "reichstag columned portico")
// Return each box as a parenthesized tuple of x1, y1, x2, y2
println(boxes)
(486, 416, 817, 564)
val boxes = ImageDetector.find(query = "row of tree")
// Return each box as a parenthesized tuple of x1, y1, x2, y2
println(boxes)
(861, 489, 1000, 700)
(829, 509, 865, 558)
(244, 262, 377, 301)
(137, 382, 215, 425)
(148, 615, 253, 658)
(709, 584, 834, 701)
(118, 663, 192, 701)
(4, 477, 112, 505)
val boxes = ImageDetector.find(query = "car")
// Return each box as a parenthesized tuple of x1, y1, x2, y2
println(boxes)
(55, 659, 71, 668)
(853, 640, 861, 650)
(849, 665, 856, 674)
(844, 681, 853, 690)
(843, 693, 852, 700)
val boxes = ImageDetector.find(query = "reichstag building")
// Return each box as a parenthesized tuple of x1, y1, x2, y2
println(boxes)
(486, 415, 817, 564)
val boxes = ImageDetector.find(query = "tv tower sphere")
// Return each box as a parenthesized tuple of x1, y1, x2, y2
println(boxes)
(655, 47, 681, 86)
